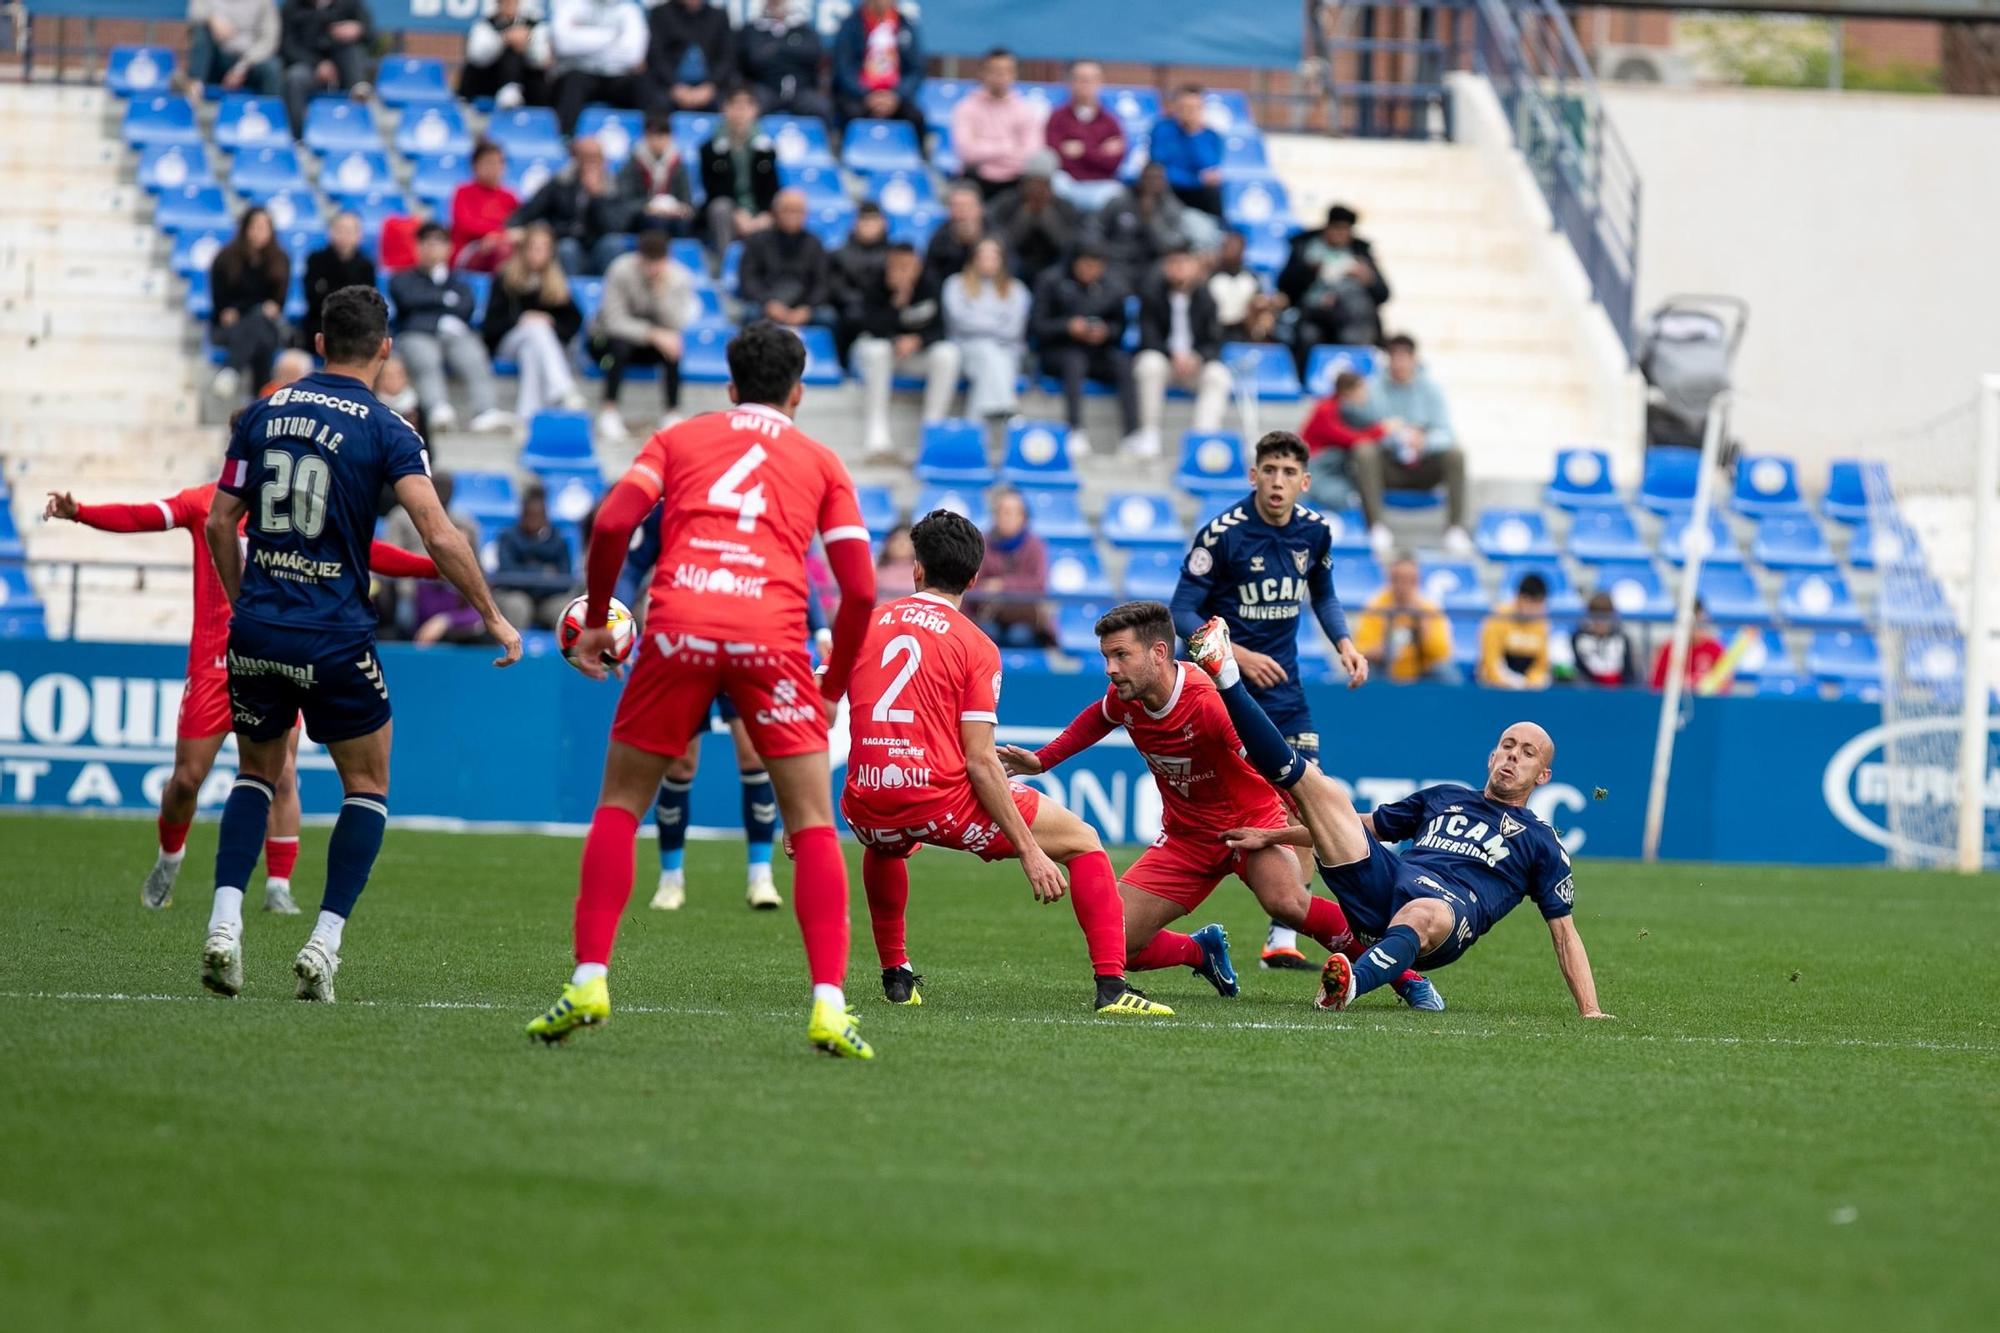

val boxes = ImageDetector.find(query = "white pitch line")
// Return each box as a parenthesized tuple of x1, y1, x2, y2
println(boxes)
(2, 990, 1993, 1055)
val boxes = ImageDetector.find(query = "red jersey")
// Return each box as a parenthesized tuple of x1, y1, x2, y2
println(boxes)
(1039, 664, 1284, 838)
(625, 404, 866, 647)
(843, 593, 1003, 813)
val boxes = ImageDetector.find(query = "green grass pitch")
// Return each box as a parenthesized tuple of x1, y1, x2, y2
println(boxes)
(1, 811, 1995, 1331)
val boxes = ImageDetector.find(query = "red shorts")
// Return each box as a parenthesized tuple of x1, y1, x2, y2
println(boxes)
(612, 633, 825, 760)
(843, 780, 1042, 863)
(178, 669, 232, 739)
(1123, 831, 1255, 912)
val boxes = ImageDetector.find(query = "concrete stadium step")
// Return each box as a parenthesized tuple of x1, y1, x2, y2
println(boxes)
(0, 219, 158, 260)
(0, 179, 145, 222)
(0, 301, 188, 342)
(0, 83, 109, 116)
(0, 340, 190, 392)
(0, 138, 123, 174)
(0, 386, 200, 428)
(0, 258, 176, 302)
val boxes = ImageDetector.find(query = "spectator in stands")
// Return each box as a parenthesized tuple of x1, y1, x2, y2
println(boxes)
(874, 524, 916, 604)
(187, 0, 283, 98)
(850, 242, 958, 460)
(1278, 203, 1389, 355)
(613, 114, 696, 240)
(1132, 244, 1230, 457)
(700, 86, 780, 255)
(922, 183, 987, 293)
(378, 470, 469, 636)
(492, 485, 576, 630)
(1044, 59, 1125, 206)
(739, 189, 830, 328)
(969, 489, 1054, 646)
(451, 140, 519, 271)
(1209, 229, 1282, 342)
(1572, 591, 1637, 687)
(508, 135, 624, 275)
(738, 0, 830, 120)
(832, 0, 926, 133)
(831, 201, 890, 356)
(263, 348, 313, 396)
(208, 206, 290, 402)
(988, 150, 1078, 285)
(942, 236, 1029, 421)
(1478, 571, 1552, 690)
(1031, 243, 1136, 458)
(648, 0, 736, 114)
(1348, 334, 1471, 555)
(390, 222, 514, 434)
(373, 351, 425, 440)
(547, 0, 649, 135)
(459, 0, 552, 110)
(301, 209, 374, 351)
(1298, 368, 1386, 503)
(1650, 597, 1731, 692)
(1086, 161, 1190, 286)
(951, 47, 1044, 200)
(482, 222, 583, 419)
(278, 0, 374, 139)
(1353, 554, 1456, 684)
(588, 228, 697, 440)
(1149, 84, 1223, 218)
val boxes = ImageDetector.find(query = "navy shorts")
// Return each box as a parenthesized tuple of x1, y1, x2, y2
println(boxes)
(226, 617, 391, 746)
(1260, 696, 1319, 762)
(1318, 837, 1480, 970)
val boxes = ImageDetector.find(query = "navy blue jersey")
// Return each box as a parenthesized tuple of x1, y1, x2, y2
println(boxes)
(1371, 783, 1575, 939)
(220, 371, 429, 632)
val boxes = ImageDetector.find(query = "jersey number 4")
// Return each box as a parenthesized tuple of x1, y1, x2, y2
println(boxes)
(257, 448, 330, 538)
(708, 445, 768, 534)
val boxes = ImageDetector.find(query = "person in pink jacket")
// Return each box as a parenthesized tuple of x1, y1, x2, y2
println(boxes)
(950, 47, 1046, 200)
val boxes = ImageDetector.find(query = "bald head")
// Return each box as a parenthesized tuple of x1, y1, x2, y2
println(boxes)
(1485, 722, 1555, 804)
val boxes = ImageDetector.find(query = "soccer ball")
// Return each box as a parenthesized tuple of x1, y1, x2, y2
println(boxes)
(558, 595, 636, 670)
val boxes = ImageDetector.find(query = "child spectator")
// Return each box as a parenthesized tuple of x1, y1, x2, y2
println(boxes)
(1478, 571, 1552, 690)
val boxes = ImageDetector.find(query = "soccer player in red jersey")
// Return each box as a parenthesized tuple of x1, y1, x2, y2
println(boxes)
(527, 323, 882, 1057)
(42, 482, 438, 912)
(842, 512, 1173, 1017)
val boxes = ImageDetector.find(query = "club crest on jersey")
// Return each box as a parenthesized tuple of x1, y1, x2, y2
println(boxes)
(1144, 753, 1194, 798)
(1186, 547, 1213, 576)
(1500, 813, 1526, 838)
(1248, 555, 1265, 573)
(1292, 548, 1310, 575)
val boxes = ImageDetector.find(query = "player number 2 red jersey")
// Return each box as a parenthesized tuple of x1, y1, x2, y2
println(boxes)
(843, 593, 1003, 817)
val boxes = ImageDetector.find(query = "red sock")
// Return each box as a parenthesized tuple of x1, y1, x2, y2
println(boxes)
(1400, 970, 1425, 987)
(1129, 930, 1204, 971)
(1300, 896, 1354, 953)
(861, 848, 910, 970)
(1066, 850, 1126, 977)
(264, 835, 299, 881)
(158, 817, 191, 856)
(573, 805, 641, 966)
(787, 825, 850, 989)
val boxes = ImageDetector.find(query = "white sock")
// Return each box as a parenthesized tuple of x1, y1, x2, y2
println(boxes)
(572, 962, 608, 986)
(310, 910, 345, 953)
(812, 982, 846, 1009)
(658, 867, 684, 887)
(157, 848, 186, 868)
(746, 862, 774, 888)
(1267, 924, 1299, 951)
(266, 876, 290, 893)
(1216, 655, 1242, 689)
(208, 886, 244, 936)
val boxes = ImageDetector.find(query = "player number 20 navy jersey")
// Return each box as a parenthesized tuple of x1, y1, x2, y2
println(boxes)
(1371, 783, 1575, 940)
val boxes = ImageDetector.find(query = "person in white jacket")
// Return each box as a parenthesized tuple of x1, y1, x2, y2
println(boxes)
(459, 0, 553, 110)
(941, 237, 1031, 420)
(186, 0, 283, 96)
(548, 0, 649, 133)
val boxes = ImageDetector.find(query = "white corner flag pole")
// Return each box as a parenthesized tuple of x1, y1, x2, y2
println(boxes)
(1955, 376, 2000, 873)
(1642, 392, 1732, 862)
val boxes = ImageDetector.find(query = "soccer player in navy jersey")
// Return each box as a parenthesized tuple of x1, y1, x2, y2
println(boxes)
(1186, 616, 1611, 1018)
(199, 285, 522, 1001)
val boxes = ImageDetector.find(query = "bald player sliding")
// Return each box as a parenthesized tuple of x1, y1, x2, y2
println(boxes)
(1185, 616, 1610, 1017)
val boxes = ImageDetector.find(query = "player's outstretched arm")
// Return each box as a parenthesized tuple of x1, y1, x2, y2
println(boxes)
(1548, 916, 1611, 1019)
(963, 719, 1066, 904)
(205, 490, 249, 603)
(1007, 697, 1115, 776)
(44, 492, 172, 533)
(393, 474, 522, 668)
(1223, 823, 1314, 851)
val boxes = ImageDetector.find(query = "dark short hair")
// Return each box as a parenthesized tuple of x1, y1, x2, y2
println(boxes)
(1325, 204, 1358, 227)
(886, 241, 919, 258)
(726, 320, 807, 406)
(636, 229, 669, 261)
(1586, 591, 1615, 615)
(320, 285, 389, 363)
(1095, 600, 1175, 647)
(856, 200, 884, 218)
(1072, 243, 1105, 264)
(471, 138, 504, 165)
(910, 510, 984, 594)
(520, 483, 547, 507)
(1333, 370, 1365, 396)
(725, 85, 759, 106)
(1254, 430, 1309, 468)
(1516, 572, 1549, 601)
(643, 113, 672, 135)
(416, 221, 449, 243)
(1161, 243, 1195, 260)
(1174, 82, 1205, 99)
(984, 46, 1014, 63)
(1385, 333, 1417, 355)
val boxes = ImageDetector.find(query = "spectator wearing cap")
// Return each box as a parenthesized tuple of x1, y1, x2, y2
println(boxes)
(508, 135, 627, 275)
(1573, 592, 1637, 687)
(922, 183, 988, 293)
(739, 188, 831, 328)
(1148, 84, 1224, 218)
(850, 242, 959, 459)
(1345, 333, 1472, 555)
(279, 0, 374, 139)
(648, 0, 736, 114)
(451, 140, 519, 271)
(951, 47, 1046, 200)
(832, 0, 927, 134)
(301, 209, 375, 350)
(699, 86, 780, 255)
(588, 228, 698, 440)
(613, 114, 696, 239)
(389, 222, 514, 434)
(1279, 203, 1390, 356)
(1478, 571, 1551, 690)
(831, 201, 891, 356)
(1031, 244, 1137, 458)
(942, 236, 1030, 420)
(1044, 58, 1126, 208)
(187, 0, 283, 99)
(738, 0, 831, 121)
(987, 150, 1080, 285)
(1131, 244, 1230, 458)
(547, 0, 649, 135)
(459, 0, 552, 110)
(1353, 554, 1457, 684)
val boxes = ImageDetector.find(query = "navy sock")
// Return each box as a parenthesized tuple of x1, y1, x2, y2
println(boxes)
(320, 793, 387, 919)
(213, 776, 274, 892)
(1214, 678, 1307, 788)
(655, 778, 692, 872)
(1352, 925, 1421, 1000)
(740, 769, 777, 867)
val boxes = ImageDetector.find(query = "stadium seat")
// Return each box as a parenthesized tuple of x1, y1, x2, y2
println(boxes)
(486, 107, 566, 161)
(1694, 565, 1769, 626)
(1420, 559, 1489, 614)
(320, 149, 395, 201)
(410, 152, 473, 211)
(1877, 566, 1952, 630)
(1001, 419, 1078, 489)
(1102, 491, 1186, 550)
(1220, 343, 1300, 401)
(669, 237, 708, 274)
(184, 268, 212, 320)
(1104, 85, 1161, 129)
(912, 484, 991, 531)
(211, 94, 290, 151)
(1302, 344, 1378, 398)
(303, 100, 381, 155)
(1730, 627, 1800, 685)
(1638, 446, 1701, 514)
(1658, 511, 1744, 567)
(1586, 559, 1673, 623)
(1221, 179, 1292, 230)
(1122, 548, 1183, 601)
(1475, 508, 1558, 562)
(856, 485, 899, 538)
(669, 110, 718, 145)
(375, 55, 449, 109)
(1901, 636, 1964, 689)
(886, 209, 945, 250)
(1821, 458, 1883, 525)
(519, 410, 594, 470)
(136, 145, 212, 193)
(1844, 518, 1917, 572)
(679, 322, 735, 383)
(452, 471, 520, 524)
(539, 470, 604, 525)
(806, 200, 857, 248)
(154, 185, 233, 233)
(122, 94, 201, 150)
(1332, 555, 1385, 602)
(765, 115, 833, 165)
(0, 502, 22, 560)
(106, 45, 174, 97)
(914, 420, 995, 487)
(1201, 89, 1256, 132)
(255, 187, 325, 234)
(840, 119, 923, 172)
(1317, 506, 1372, 556)
(1056, 600, 1113, 655)
(574, 106, 644, 163)
(1021, 489, 1092, 542)
(504, 154, 567, 198)
(1546, 447, 1621, 510)
(1562, 504, 1645, 563)
(1807, 629, 1881, 689)
(229, 145, 309, 195)
(779, 160, 846, 202)
(1175, 430, 1247, 496)
(720, 241, 743, 293)
(1732, 454, 1806, 517)
(1046, 543, 1115, 601)
(1217, 132, 1272, 182)
(795, 325, 843, 386)
(346, 191, 415, 239)
(1781, 571, 1864, 630)
(395, 102, 473, 158)
(865, 167, 939, 216)
(1751, 514, 1837, 571)
(169, 226, 230, 276)
(917, 79, 977, 126)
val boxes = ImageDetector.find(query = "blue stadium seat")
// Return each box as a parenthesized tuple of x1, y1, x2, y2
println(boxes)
(806, 199, 857, 248)
(1331, 555, 1385, 602)
(229, 145, 309, 195)
(886, 209, 944, 249)
(184, 268, 212, 320)
(255, 187, 325, 235)
(1877, 566, 1952, 630)
(1901, 636, 1964, 689)
(1001, 419, 1078, 489)
(720, 240, 743, 293)
(460, 270, 493, 325)
(669, 238, 708, 274)
(504, 154, 568, 198)
(169, 226, 230, 276)
(1420, 559, 1489, 614)
(1102, 491, 1186, 549)
(669, 111, 718, 145)
(1021, 489, 1091, 541)
(136, 144, 212, 193)
(567, 274, 604, 327)
(1122, 548, 1182, 601)
(1475, 508, 1558, 561)
(916, 79, 977, 126)
(1202, 89, 1256, 132)
(1821, 458, 1883, 525)
(679, 322, 736, 383)
(574, 106, 644, 163)
(320, 150, 395, 201)
(1781, 571, 1864, 630)
(1496, 560, 1583, 617)
(914, 420, 994, 486)
(1586, 559, 1673, 623)
(1565, 504, 1647, 563)
(345, 191, 414, 238)
(375, 55, 449, 109)
(1752, 514, 1836, 571)
(1808, 629, 1880, 690)
(1302, 344, 1378, 398)
(1046, 543, 1115, 601)
(779, 159, 846, 202)
(1731, 627, 1801, 686)
(856, 485, 899, 538)
(106, 45, 175, 97)
(539, 469, 605, 525)
(841, 119, 923, 172)
(1056, 600, 1113, 655)
(123, 94, 201, 149)
(1217, 132, 1272, 181)
(1845, 518, 1917, 572)
(486, 107, 566, 160)
(0, 503, 23, 560)
(1658, 511, 1744, 567)
(1176, 430, 1247, 496)
(1221, 179, 1292, 231)
(913, 484, 991, 531)
(1732, 454, 1806, 517)
(1239, 216, 1291, 276)
(0, 566, 46, 637)
(303, 99, 381, 155)
(154, 185, 233, 233)
(409, 152, 473, 211)
(795, 324, 843, 386)
(519, 410, 594, 470)
(1638, 446, 1700, 514)
(865, 167, 938, 216)
(395, 102, 473, 158)
(1221, 343, 1300, 401)
(1546, 447, 1620, 510)
(212, 94, 290, 151)
(765, 114, 834, 165)
(1694, 565, 1769, 626)
(1316, 506, 1372, 556)
(1104, 85, 1161, 129)
(452, 470, 520, 524)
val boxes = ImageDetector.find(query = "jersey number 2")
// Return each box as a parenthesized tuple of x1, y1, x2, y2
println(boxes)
(871, 635, 921, 723)
(257, 448, 330, 538)
(708, 445, 768, 534)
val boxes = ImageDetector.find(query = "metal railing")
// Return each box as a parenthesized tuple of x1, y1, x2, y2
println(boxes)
(1308, 1, 1471, 141)
(3, 556, 191, 641)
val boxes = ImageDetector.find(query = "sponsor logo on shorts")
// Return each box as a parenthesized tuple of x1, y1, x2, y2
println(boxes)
(756, 677, 819, 727)
(227, 652, 316, 687)
(672, 564, 769, 598)
(232, 705, 267, 727)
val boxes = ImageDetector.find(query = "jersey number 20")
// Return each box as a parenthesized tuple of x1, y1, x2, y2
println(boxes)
(257, 448, 330, 538)
(708, 445, 768, 534)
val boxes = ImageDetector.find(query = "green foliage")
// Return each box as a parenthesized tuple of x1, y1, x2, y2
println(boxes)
(1682, 15, 1940, 93)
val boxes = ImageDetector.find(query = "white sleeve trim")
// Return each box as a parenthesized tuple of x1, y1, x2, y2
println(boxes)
(960, 710, 999, 724)
(1100, 696, 1115, 722)
(629, 462, 663, 489)
(152, 500, 174, 529)
(822, 525, 870, 545)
